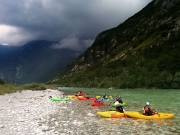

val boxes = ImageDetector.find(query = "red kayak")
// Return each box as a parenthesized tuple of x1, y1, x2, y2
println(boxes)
(78, 97, 96, 100)
(91, 101, 104, 106)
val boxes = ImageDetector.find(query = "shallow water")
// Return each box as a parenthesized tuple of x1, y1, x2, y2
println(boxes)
(59, 87, 180, 135)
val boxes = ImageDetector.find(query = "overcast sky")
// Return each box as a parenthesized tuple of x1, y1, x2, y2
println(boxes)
(0, 0, 152, 50)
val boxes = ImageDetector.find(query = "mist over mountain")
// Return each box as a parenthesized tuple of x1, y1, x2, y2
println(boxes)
(49, 0, 180, 89)
(0, 40, 83, 84)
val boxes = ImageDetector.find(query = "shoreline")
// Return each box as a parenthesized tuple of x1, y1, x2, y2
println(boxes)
(0, 89, 178, 135)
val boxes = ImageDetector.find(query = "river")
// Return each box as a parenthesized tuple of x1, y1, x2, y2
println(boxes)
(59, 87, 180, 135)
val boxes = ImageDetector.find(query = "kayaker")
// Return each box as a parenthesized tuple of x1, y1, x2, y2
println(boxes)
(115, 101, 125, 113)
(85, 93, 90, 99)
(74, 92, 78, 96)
(142, 102, 157, 116)
(95, 97, 101, 103)
(102, 93, 108, 99)
(116, 96, 123, 103)
(78, 91, 84, 96)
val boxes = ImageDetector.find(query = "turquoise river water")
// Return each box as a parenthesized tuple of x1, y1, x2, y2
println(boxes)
(59, 87, 180, 134)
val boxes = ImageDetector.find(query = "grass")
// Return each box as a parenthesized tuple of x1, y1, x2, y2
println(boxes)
(0, 83, 59, 95)
(0, 84, 23, 95)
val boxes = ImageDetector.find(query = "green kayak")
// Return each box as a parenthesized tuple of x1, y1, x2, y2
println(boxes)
(49, 97, 71, 101)
(112, 102, 126, 108)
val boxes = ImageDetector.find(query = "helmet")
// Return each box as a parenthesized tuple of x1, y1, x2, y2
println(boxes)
(115, 101, 120, 106)
(146, 102, 150, 105)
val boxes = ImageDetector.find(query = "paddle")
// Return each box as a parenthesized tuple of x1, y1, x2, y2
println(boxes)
(123, 108, 128, 118)
(151, 107, 159, 116)
(154, 110, 160, 116)
(107, 92, 121, 106)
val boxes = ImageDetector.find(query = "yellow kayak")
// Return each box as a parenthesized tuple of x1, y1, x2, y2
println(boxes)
(96, 96, 112, 99)
(97, 111, 125, 118)
(124, 111, 174, 119)
(68, 95, 84, 99)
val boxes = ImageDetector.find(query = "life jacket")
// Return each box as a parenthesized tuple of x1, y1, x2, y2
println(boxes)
(142, 106, 152, 115)
(78, 92, 84, 96)
(116, 106, 124, 113)
(144, 106, 149, 112)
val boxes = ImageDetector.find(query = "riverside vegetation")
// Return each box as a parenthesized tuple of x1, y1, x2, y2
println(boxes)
(0, 81, 58, 95)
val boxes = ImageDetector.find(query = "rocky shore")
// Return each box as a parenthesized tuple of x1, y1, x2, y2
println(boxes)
(0, 89, 65, 135)
(0, 89, 179, 135)
(0, 89, 105, 135)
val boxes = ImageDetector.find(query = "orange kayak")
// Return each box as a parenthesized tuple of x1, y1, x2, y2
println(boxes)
(68, 95, 84, 99)
(78, 97, 96, 100)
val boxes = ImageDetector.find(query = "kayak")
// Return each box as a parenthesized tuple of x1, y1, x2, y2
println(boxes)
(49, 97, 71, 101)
(111, 102, 126, 107)
(78, 97, 96, 100)
(124, 111, 174, 119)
(91, 101, 104, 106)
(97, 111, 125, 118)
(96, 96, 112, 99)
(68, 95, 84, 99)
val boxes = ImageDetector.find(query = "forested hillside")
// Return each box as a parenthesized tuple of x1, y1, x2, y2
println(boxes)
(48, 0, 180, 89)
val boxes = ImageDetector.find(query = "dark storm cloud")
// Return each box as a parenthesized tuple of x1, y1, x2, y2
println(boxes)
(0, 0, 152, 49)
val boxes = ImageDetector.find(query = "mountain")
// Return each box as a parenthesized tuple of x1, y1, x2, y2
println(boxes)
(0, 45, 20, 55)
(48, 0, 180, 89)
(0, 40, 82, 84)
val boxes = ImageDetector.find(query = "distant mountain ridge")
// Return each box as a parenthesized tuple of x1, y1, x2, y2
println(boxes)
(0, 40, 83, 84)
(0, 45, 20, 55)
(49, 0, 180, 89)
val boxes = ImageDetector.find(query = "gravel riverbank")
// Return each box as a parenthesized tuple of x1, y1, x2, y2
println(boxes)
(0, 89, 65, 135)
(0, 89, 179, 135)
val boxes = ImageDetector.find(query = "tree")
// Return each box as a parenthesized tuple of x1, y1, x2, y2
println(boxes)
(0, 78, 5, 84)
(172, 72, 180, 88)
(159, 71, 173, 88)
